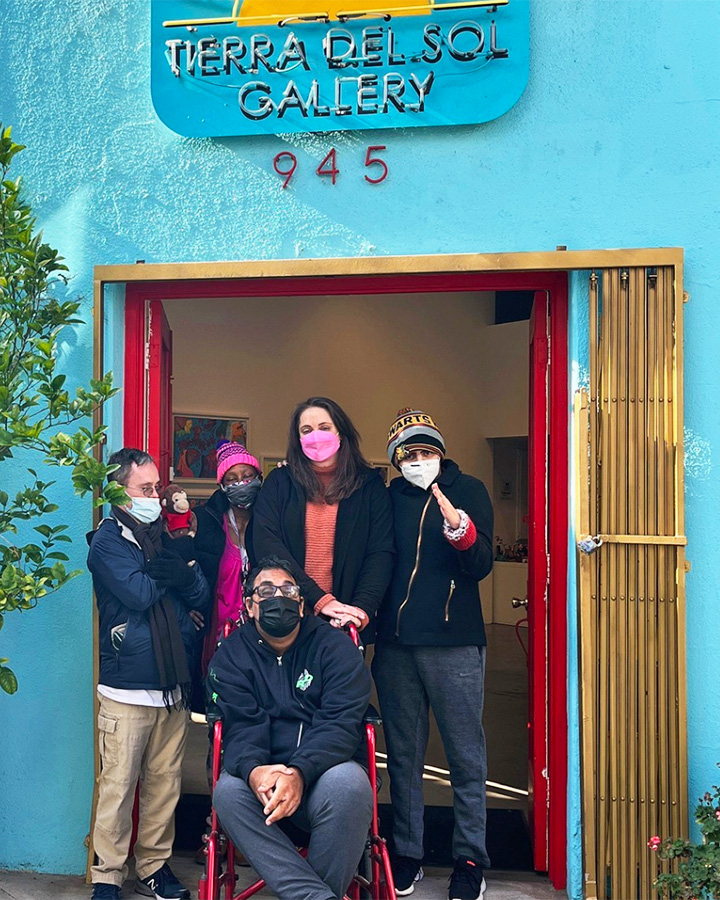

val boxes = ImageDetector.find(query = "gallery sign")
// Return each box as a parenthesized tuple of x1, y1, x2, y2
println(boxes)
(151, 0, 529, 137)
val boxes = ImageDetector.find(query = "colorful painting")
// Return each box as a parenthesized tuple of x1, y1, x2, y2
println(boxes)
(173, 414, 249, 480)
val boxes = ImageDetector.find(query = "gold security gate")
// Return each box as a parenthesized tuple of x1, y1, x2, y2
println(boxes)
(576, 266, 688, 899)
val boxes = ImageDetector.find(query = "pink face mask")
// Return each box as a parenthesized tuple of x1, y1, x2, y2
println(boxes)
(300, 430, 341, 462)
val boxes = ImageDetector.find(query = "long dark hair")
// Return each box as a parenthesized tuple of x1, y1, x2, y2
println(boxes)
(286, 397, 370, 503)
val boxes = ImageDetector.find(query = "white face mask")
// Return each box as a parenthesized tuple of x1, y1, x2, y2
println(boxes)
(400, 458, 441, 491)
(128, 496, 162, 524)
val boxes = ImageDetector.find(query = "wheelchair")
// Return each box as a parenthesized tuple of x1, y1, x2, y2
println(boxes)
(198, 622, 397, 900)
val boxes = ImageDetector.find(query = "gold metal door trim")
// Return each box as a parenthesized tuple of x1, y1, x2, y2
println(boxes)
(577, 263, 687, 900)
(581, 534, 687, 547)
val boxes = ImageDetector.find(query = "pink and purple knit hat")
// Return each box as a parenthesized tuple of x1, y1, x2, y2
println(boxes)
(215, 440, 260, 483)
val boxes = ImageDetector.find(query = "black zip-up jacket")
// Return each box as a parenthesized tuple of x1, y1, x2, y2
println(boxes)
(208, 615, 371, 787)
(248, 465, 394, 630)
(376, 459, 493, 647)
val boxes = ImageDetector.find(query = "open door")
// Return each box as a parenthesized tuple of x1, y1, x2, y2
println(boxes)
(123, 293, 173, 484)
(148, 300, 173, 485)
(527, 290, 550, 873)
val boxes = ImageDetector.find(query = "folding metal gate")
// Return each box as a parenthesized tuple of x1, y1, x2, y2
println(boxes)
(576, 266, 688, 899)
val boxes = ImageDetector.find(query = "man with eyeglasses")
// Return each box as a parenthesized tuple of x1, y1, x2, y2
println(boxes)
(209, 555, 373, 900)
(87, 448, 210, 900)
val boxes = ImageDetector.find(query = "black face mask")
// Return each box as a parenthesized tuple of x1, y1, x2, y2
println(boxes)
(256, 596, 302, 638)
(222, 476, 262, 509)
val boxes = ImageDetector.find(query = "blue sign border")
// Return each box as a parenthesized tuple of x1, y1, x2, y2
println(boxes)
(151, 0, 529, 137)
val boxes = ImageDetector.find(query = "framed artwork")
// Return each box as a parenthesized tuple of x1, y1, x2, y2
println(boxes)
(262, 456, 285, 479)
(370, 460, 392, 486)
(174, 478, 216, 507)
(173, 414, 249, 481)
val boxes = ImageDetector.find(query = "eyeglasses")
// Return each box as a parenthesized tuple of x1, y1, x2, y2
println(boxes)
(127, 485, 160, 498)
(253, 583, 301, 600)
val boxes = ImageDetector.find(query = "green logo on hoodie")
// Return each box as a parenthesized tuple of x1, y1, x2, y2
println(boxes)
(295, 669, 313, 691)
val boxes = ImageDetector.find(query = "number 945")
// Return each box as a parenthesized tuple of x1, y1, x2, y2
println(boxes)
(273, 146, 388, 189)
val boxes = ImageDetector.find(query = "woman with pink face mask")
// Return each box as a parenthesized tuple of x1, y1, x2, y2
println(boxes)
(250, 397, 394, 632)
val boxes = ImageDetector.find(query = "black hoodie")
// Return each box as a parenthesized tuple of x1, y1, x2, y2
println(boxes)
(207, 615, 371, 787)
(376, 459, 494, 647)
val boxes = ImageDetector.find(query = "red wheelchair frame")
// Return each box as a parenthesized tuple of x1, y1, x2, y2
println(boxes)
(198, 623, 396, 900)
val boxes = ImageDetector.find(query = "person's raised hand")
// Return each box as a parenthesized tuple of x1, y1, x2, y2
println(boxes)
(262, 768, 304, 825)
(431, 484, 461, 530)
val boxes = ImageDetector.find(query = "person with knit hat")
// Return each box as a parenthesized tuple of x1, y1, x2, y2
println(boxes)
(374, 409, 494, 900)
(193, 439, 263, 675)
(250, 397, 394, 634)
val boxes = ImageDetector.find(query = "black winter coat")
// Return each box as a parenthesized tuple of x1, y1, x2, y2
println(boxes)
(87, 517, 210, 689)
(376, 459, 493, 647)
(208, 615, 371, 787)
(248, 466, 394, 628)
(194, 488, 255, 598)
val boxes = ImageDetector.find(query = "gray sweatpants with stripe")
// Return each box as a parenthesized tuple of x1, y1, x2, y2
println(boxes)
(372, 642, 490, 867)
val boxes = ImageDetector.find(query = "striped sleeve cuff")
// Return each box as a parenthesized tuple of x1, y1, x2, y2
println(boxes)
(443, 509, 477, 551)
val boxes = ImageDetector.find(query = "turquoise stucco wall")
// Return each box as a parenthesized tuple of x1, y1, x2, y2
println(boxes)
(1, 0, 720, 889)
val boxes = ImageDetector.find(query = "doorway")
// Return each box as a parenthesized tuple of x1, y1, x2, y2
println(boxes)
(110, 268, 569, 890)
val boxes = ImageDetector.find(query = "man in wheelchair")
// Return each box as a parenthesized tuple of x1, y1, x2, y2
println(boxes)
(208, 555, 374, 900)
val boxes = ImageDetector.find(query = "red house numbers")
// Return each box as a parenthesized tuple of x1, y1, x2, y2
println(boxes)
(272, 146, 388, 188)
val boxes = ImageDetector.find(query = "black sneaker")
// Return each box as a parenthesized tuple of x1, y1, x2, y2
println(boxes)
(91, 885, 121, 900)
(392, 855, 424, 896)
(448, 857, 486, 900)
(134, 863, 190, 900)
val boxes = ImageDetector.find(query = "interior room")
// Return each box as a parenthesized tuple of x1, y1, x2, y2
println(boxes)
(165, 289, 533, 866)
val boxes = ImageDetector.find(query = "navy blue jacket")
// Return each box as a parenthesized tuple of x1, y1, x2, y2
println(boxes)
(249, 466, 394, 630)
(88, 517, 210, 690)
(376, 459, 494, 647)
(208, 615, 371, 787)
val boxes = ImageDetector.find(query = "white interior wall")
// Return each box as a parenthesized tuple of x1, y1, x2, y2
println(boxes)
(165, 291, 530, 625)
(165, 292, 528, 477)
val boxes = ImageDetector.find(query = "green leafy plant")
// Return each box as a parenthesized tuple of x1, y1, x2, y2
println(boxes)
(0, 123, 127, 694)
(649, 765, 720, 899)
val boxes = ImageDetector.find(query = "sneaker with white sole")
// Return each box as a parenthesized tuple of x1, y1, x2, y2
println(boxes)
(134, 863, 190, 900)
(448, 857, 486, 900)
(91, 884, 121, 900)
(392, 855, 424, 896)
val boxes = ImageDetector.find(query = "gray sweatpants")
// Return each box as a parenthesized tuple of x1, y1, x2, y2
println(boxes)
(213, 761, 373, 900)
(372, 642, 490, 867)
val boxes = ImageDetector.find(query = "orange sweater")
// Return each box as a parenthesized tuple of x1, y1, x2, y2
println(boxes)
(304, 467, 338, 597)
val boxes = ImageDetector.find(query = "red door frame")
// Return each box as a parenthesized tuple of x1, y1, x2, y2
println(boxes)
(122, 270, 569, 888)
(528, 292, 550, 873)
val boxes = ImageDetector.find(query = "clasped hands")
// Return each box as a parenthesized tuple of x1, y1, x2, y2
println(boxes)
(249, 763, 305, 826)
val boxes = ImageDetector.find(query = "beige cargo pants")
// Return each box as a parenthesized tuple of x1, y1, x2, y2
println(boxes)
(91, 693, 189, 886)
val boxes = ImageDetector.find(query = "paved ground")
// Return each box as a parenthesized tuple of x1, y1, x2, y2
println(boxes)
(0, 852, 561, 900)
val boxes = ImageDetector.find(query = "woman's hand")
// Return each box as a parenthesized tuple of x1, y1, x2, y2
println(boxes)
(431, 483, 461, 530)
(189, 609, 205, 630)
(320, 598, 366, 629)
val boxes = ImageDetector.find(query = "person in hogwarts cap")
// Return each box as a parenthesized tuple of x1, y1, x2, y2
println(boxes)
(374, 409, 494, 900)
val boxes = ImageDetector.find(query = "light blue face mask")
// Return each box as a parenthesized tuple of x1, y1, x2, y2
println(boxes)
(128, 496, 162, 524)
